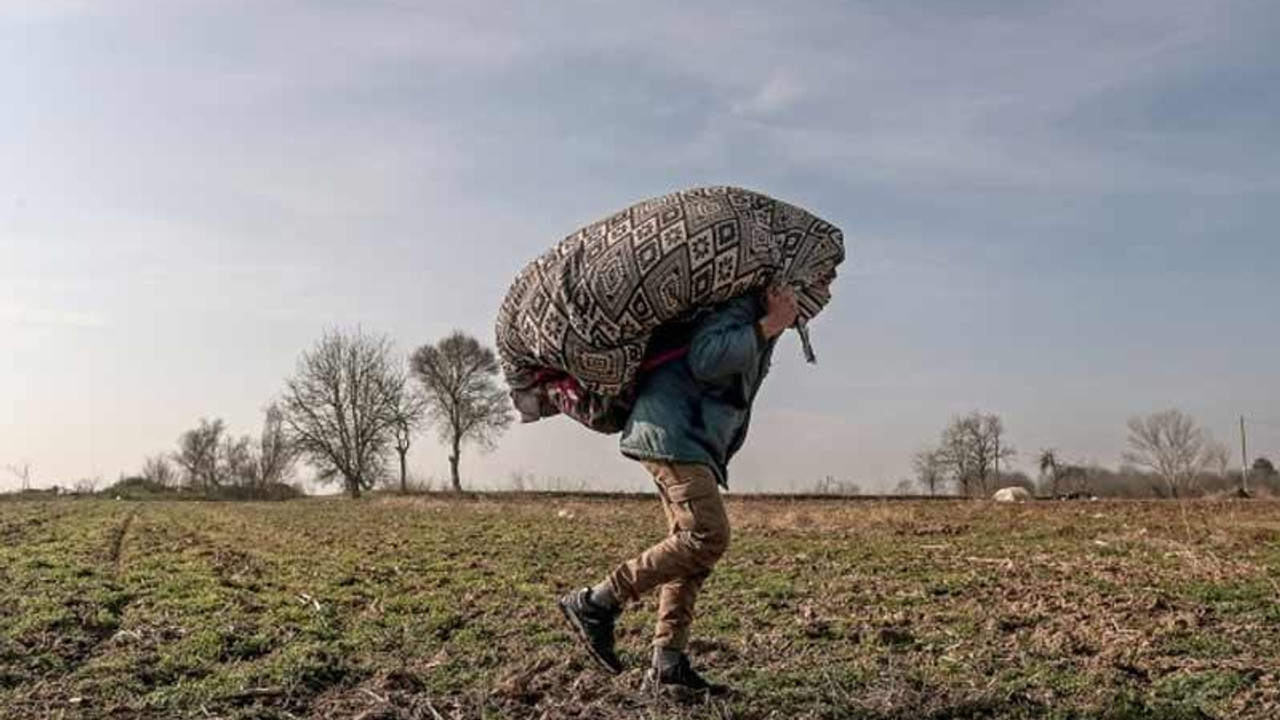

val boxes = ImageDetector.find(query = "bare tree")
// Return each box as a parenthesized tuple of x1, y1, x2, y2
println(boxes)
(1204, 439, 1231, 480)
(1063, 465, 1089, 495)
(1039, 449, 1060, 496)
(221, 434, 257, 487)
(5, 461, 34, 491)
(509, 469, 534, 492)
(934, 412, 1016, 497)
(280, 329, 405, 499)
(140, 455, 178, 487)
(256, 403, 296, 488)
(810, 475, 861, 495)
(1122, 409, 1215, 499)
(912, 448, 946, 496)
(989, 417, 1011, 491)
(390, 380, 427, 494)
(410, 331, 512, 492)
(1039, 450, 1090, 497)
(174, 419, 225, 491)
(937, 417, 978, 496)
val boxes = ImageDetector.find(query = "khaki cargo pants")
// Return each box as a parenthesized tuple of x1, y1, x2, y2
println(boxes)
(605, 461, 731, 650)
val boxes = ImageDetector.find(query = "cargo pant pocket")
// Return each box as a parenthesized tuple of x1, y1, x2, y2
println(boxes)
(656, 464, 730, 565)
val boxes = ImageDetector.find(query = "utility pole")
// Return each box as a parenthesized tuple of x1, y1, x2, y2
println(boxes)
(1240, 415, 1249, 494)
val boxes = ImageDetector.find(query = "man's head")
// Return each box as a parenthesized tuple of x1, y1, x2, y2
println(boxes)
(814, 268, 837, 295)
(799, 267, 837, 312)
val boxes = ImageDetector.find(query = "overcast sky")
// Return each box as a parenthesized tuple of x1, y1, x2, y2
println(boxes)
(3, 0, 1279, 493)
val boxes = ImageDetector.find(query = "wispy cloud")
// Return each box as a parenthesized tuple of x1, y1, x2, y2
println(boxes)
(732, 72, 805, 118)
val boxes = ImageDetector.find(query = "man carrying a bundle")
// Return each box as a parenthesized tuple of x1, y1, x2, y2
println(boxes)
(558, 280, 821, 692)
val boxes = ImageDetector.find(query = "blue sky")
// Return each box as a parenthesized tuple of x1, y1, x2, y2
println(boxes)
(3, 0, 1278, 492)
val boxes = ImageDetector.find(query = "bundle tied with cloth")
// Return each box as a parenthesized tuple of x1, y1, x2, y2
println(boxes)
(495, 186, 845, 433)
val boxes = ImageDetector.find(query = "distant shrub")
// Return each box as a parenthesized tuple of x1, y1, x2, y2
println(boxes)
(103, 476, 177, 499)
(100, 477, 305, 501)
(0, 487, 63, 502)
(207, 482, 307, 501)
(809, 475, 862, 496)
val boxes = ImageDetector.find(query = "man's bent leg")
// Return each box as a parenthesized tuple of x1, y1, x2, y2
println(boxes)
(606, 462, 730, 611)
(654, 568, 711, 651)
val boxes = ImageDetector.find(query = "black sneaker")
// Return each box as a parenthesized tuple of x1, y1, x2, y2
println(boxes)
(557, 588, 623, 674)
(644, 654, 728, 695)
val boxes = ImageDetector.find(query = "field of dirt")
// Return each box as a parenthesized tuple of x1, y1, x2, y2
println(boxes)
(1, 495, 1277, 719)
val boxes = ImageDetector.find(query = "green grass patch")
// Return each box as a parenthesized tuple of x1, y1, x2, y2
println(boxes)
(1, 497, 1277, 719)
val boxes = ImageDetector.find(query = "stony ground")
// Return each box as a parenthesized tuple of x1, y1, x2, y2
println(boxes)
(1, 495, 1277, 719)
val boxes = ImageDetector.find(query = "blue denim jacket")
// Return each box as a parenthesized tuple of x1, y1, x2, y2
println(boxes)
(618, 293, 776, 487)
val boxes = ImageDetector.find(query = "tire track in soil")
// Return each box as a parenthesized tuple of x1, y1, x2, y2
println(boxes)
(108, 508, 138, 570)
(4, 507, 146, 718)
(61, 509, 141, 679)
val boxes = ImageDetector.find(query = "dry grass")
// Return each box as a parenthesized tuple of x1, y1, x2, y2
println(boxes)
(1, 496, 1277, 719)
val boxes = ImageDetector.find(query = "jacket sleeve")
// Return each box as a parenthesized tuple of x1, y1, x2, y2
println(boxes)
(687, 295, 766, 383)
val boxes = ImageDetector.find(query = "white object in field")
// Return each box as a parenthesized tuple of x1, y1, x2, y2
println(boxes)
(993, 487, 1032, 503)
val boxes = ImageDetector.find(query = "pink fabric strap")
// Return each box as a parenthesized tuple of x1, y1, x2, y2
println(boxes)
(640, 345, 689, 371)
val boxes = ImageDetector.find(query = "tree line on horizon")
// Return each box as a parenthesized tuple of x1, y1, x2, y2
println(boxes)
(904, 409, 1280, 499)
(79, 328, 513, 500)
(7, 330, 1280, 501)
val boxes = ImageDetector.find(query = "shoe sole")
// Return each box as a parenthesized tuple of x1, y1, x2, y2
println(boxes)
(557, 597, 623, 675)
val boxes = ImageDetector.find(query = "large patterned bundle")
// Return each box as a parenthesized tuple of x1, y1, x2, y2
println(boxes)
(495, 186, 844, 429)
